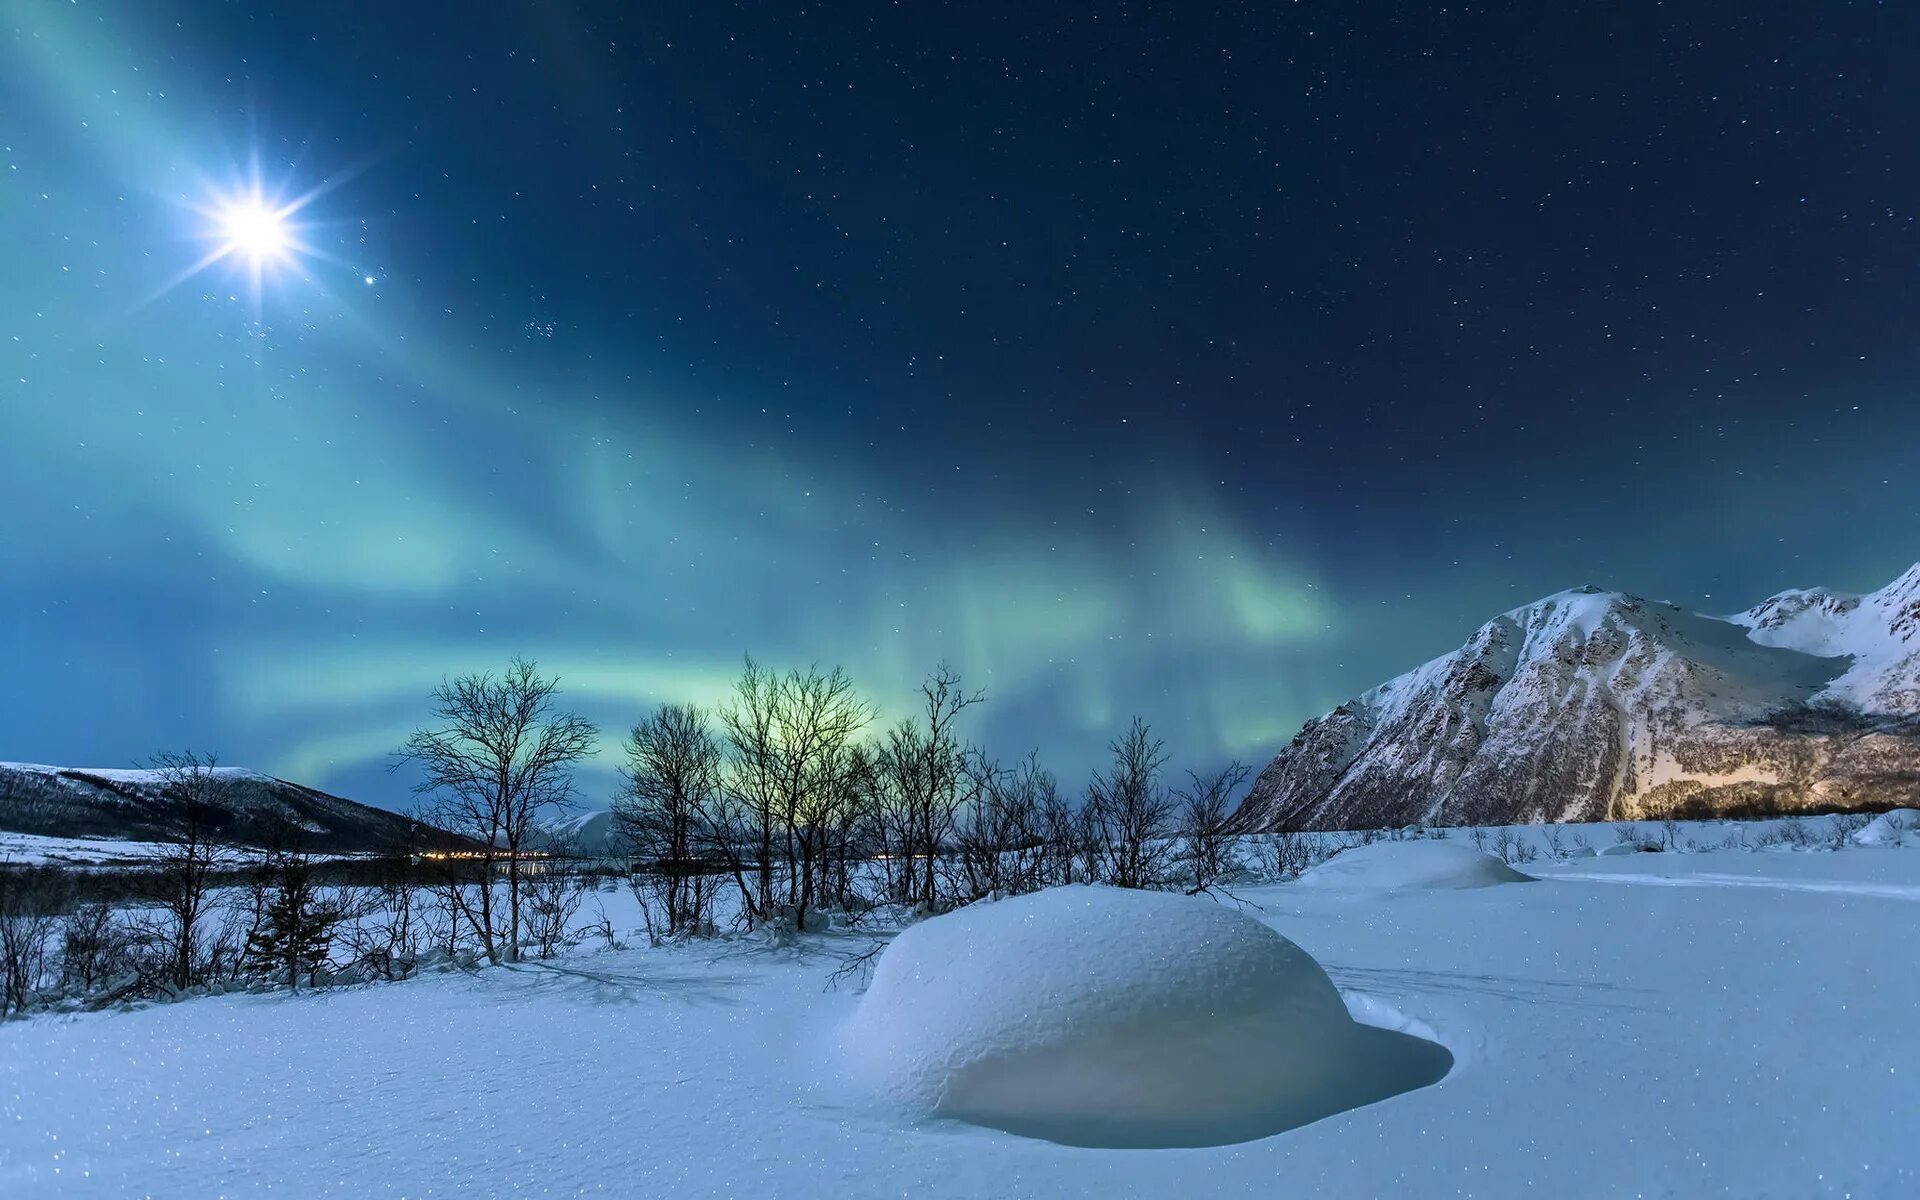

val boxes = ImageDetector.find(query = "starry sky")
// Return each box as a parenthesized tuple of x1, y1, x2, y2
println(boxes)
(3, 1, 1917, 809)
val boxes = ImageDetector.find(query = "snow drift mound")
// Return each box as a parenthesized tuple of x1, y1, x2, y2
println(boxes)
(839, 885, 1450, 1148)
(1852, 809, 1917, 846)
(1300, 839, 1534, 891)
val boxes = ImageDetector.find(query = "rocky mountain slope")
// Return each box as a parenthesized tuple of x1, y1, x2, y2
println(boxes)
(1231, 565, 1920, 831)
(0, 762, 432, 853)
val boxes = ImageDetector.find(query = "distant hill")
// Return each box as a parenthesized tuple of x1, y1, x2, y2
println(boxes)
(1231, 564, 1920, 832)
(0, 762, 437, 854)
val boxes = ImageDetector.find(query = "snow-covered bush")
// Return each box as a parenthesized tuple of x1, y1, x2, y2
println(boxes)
(1248, 830, 1325, 880)
(1614, 827, 1663, 853)
(1851, 808, 1917, 847)
(1751, 816, 1818, 850)
(1827, 811, 1872, 849)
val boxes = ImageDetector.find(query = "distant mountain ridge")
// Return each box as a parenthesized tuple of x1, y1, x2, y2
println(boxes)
(1230, 564, 1920, 832)
(0, 762, 430, 853)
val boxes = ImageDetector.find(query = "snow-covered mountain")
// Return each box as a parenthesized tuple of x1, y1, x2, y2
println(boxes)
(1230, 565, 1920, 831)
(532, 807, 618, 856)
(1731, 563, 1920, 715)
(0, 762, 432, 853)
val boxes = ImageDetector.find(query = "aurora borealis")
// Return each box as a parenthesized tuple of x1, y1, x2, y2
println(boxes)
(3, 2, 1917, 806)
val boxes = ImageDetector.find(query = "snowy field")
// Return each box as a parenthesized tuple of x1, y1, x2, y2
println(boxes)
(0, 830, 369, 869)
(0, 832, 181, 869)
(2, 818, 1917, 1198)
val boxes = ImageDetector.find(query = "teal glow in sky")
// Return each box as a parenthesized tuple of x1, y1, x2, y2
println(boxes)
(3, 2, 1916, 808)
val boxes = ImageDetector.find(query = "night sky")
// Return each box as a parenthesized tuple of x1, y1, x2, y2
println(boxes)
(3, 2, 1916, 808)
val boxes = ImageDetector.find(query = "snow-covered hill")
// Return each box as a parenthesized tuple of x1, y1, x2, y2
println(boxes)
(1231, 565, 1920, 831)
(0, 761, 429, 853)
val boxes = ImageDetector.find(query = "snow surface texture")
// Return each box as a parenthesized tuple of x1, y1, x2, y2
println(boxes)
(2, 826, 1917, 1197)
(839, 885, 1450, 1148)
(1298, 839, 1534, 891)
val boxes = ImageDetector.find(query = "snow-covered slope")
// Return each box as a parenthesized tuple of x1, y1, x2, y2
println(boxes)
(1731, 562, 1920, 715)
(1232, 565, 1920, 831)
(533, 807, 618, 856)
(0, 761, 429, 853)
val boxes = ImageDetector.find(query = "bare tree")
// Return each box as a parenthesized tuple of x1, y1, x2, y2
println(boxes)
(954, 751, 1051, 902)
(1489, 827, 1539, 865)
(1542, 824, 1568, 859)
(712, 659, 875, 931)
(345, 823, 431, 979)
(520, 866, 589, 958)
(413, 817, 490, 958)
(581, 894, 621, 950)
(782, 668, 871, 926)
(0, 865, 68, 1015)
(1037, 783, 1085, 887)
(137, 751, 237, 991)
(818, 742, 879, 917)
(613, 703, 724, 941)
(59, 900, 133, 995)
(713, 658, 784, 925)
(1176, 761, 1250, 894)
(396, 658, 598, 963)
(1828, 810, 1872, 850)
(1085, 718, 1174, 889)
(870, 664, 982, 911)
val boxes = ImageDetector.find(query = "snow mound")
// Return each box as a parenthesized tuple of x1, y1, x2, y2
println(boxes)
(1852, 809, 1917, 847)
(1300, 840, 1535, 890)
(839, 885, 1449, 1148)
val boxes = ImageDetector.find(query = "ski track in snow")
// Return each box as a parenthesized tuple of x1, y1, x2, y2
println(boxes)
(1549, 870, 1920, 901)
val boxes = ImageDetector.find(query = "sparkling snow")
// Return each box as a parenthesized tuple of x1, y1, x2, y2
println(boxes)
(2, 827, 1916, 1197)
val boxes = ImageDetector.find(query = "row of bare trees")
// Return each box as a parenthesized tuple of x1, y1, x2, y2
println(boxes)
(4, 650, 1264, 1013)
(607, 657, 1262, 939)
(7, 653, 612, 1010)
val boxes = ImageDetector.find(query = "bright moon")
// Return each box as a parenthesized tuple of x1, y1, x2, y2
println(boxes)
(217, 194, 293, 266)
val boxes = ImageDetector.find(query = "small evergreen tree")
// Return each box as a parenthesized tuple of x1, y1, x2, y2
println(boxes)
(245, 857, 341, 989)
